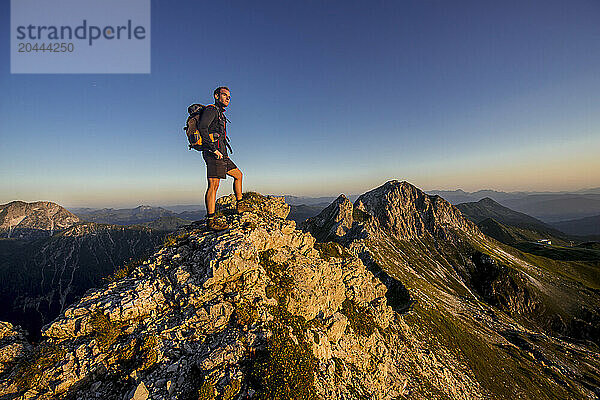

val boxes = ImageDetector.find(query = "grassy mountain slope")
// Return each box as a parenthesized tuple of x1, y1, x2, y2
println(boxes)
(304, 181, 600, 399)
(456, 198, 569, 245)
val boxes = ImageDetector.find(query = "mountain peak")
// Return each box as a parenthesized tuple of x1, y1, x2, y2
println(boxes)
(301, 180, 480, 243)
(477, 197, 499, 205)
(2, 188, 598, 399)
(0, 200, 81, 239)
(301, 194, 354, 242)
(1, 192, 411, 399)
(353, 180, 480, 240)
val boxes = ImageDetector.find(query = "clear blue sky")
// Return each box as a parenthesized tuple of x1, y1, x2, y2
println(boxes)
(1, 0, 599, 207)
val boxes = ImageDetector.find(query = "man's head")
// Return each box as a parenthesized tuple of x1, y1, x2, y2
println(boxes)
(214, 86, 230, 108)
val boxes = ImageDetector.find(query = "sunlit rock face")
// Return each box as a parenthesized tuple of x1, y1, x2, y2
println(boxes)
(1, 187, 598, 400)
(0, 201, 81, 239)
(353, 180, 481, 240)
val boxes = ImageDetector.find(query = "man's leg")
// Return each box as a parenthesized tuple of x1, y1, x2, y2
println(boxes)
(227, 168, 252, 213)
(205, 177, 229, 231)
(205, 178, 220, 215)
(226, 168, 243, 201)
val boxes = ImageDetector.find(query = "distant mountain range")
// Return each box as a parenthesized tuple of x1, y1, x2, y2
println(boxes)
(62, 186, 600, 235)
(70, 205, 206, 225)
(70, 202, 328, 226)
(552, 214, 600, 236)
(456, 197, 600, 262)
(64, 186, 600, 235)
(0, 201, 184, 340)
(2, 183, 599, 399)
(428, 188, 600, 223)
(70, 205, 188, 225)
(159, 204, 205, 213)
(429, 187, 600, 202)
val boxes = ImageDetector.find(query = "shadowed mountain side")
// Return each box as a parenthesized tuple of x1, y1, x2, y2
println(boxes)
(0, 223, 168, 341)
(287, 204, 327, 224)
(552, 214, 600, 236)
(304, 180, 600, 399)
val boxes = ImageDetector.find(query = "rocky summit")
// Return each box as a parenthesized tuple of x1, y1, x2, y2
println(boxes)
(0, 183, 598, 399)
(0, 201, 81, 240)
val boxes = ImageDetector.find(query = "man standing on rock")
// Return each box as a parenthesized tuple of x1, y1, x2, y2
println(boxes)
(198, 86, 251, 231)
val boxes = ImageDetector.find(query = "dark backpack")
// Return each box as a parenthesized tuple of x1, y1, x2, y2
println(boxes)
(184, 103, 232, 153)
(183, 104, 214, 151)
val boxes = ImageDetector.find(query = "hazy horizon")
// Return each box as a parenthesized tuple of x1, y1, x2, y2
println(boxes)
(2, 181, 599, 210)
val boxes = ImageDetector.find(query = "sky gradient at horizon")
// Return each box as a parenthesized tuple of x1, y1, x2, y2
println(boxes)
(1, 0, 599, 207)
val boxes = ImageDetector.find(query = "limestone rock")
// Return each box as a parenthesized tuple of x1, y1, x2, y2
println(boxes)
(2, 186, 594, 400)
(0, 321, 31, 374)
(217, 192, 290, 219)
(132, 381, 149, 400)
(302, 194, 354, 242)
(353, 180, 481, 240)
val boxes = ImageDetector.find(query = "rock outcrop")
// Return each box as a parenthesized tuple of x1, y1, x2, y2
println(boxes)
(0, 222, 167, 342)
(353, 180, 481, 240)
(0, 322, 31, 375)
(1, 185, 598, 400)
(0, 192, 486, 400)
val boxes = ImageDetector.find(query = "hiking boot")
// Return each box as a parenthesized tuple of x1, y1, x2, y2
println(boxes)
(207, 217, 229, 231)
(236, 200, 253, 214)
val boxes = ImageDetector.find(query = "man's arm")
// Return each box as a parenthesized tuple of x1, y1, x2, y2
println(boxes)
(198, 105, 218, 153)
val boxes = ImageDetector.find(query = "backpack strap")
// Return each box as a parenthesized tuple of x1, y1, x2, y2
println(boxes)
(215, 106, 233, 154)
(206, 104, 227, 151)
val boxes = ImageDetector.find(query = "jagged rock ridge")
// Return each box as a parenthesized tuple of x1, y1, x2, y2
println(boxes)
(354, 180, 481, 240)
(303, 180, 481, 243)
(1, 184, 598, 400)
(304, 180, 600, 399)
(0, 192, 487, 400)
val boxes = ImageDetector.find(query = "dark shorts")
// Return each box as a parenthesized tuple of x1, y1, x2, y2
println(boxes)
(202, 151, 238, 179)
